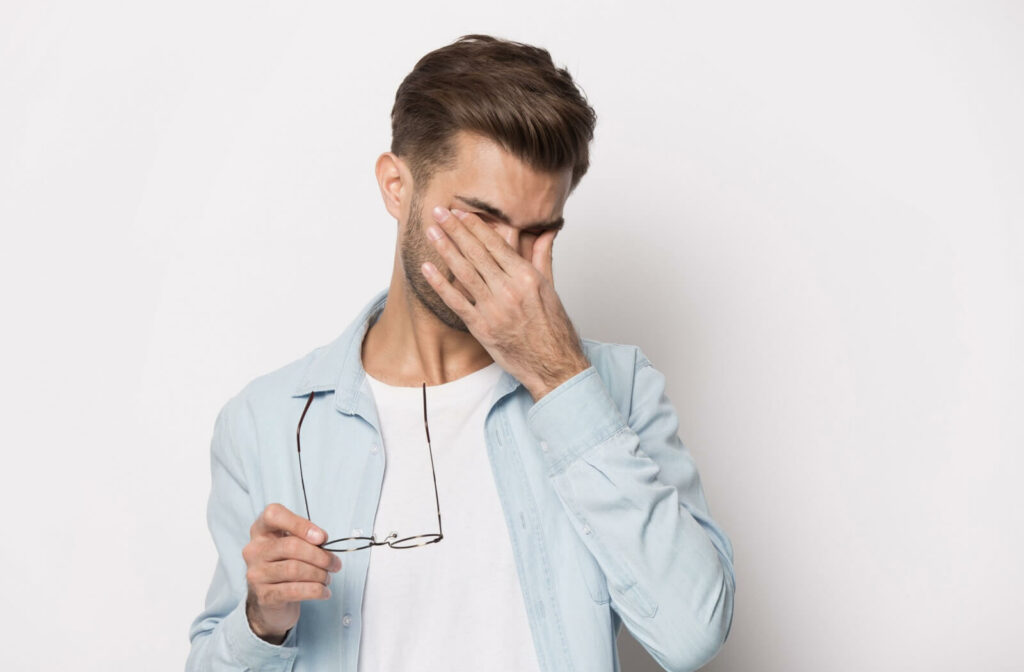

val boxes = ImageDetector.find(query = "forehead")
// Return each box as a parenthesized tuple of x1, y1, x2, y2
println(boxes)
(429, 130, 572, 221)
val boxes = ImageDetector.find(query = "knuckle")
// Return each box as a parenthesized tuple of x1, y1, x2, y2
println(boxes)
(263, 503, 279, 526)
(284, 559, 303, 579)
(281, 535, 301, 556)
(500, 283, 519, 304)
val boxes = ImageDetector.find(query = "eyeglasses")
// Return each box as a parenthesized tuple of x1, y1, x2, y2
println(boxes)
(296, 382, 444, 552)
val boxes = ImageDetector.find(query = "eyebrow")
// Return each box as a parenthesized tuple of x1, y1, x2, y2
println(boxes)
(453, 194, 565, 231)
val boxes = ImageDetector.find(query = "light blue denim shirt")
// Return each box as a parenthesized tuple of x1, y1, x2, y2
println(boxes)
(186, 287, 735, 672)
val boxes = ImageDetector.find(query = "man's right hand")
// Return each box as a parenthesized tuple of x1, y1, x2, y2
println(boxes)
(243, 502, 342, 644)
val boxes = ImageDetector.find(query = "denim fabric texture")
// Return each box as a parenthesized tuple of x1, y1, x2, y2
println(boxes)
(186, 286, 735, 672)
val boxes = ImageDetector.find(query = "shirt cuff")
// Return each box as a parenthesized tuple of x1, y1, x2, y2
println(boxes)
(223, 597, 299, 671)
(526, 366, 628, 476)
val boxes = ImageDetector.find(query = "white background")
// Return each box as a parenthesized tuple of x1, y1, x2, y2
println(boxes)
(1, 1, 1021, 670)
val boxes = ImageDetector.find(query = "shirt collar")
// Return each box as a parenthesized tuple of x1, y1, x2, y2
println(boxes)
(290, 286, 523, 418)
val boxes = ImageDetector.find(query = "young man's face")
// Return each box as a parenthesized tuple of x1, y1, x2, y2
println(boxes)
(400, 130, 573, 333)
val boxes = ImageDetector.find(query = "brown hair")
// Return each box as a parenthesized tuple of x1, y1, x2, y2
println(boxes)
(390, 34, 597, 193)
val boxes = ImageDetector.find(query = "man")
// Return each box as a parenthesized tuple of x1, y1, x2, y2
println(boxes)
(187, 34, 734, 672)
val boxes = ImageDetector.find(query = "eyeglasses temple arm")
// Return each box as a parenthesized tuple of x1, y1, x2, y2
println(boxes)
(296, 391, 316, 522)
(423, 382, 443, 537)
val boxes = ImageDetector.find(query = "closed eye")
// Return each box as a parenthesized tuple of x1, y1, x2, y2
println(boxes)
(473, 212, 551, 238)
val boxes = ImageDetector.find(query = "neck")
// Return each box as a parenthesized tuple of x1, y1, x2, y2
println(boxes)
(361, 254, 494, 387)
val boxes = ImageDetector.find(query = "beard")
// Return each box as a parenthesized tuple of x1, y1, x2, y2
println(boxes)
(400, 189, 471, 333)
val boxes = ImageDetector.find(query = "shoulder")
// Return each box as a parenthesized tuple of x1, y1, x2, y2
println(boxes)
(241, 344, 328, 403)
(213, 340, 334, 442)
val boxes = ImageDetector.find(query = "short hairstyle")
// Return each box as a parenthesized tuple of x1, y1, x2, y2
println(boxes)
(390, 34, 597, 193)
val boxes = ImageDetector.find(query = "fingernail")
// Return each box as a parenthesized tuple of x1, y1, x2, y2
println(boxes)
(326, 574, 332, 585)
(426, 225, 443, 241)
(450, 208, 467, 219)
(307, 528, 325, 544)
(432, 206, 449, 222)
(333, 556, 343, 572)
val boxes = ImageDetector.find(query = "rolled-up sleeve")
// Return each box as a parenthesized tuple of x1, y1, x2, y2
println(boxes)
(526, 349, 735, 672)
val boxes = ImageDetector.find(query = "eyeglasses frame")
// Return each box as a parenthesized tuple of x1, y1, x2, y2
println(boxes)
(296, 382, 444, 552)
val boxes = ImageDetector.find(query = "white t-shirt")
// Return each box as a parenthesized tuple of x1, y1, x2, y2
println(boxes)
(358, 361, 542, 672)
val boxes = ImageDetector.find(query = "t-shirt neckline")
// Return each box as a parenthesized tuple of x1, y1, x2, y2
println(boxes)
(363, 360, 503, 397)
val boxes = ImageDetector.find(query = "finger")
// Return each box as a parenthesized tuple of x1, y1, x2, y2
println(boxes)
(421, 261, 478, 321)
(446, 207, 528, 275)
(433, 207, 509, 281)
(259, 559, 332, 586)
(425, 218, 492, 302)
(531, 229, 557, 285)
(262, 533, 342, 573)
(251, 502, 327, 545)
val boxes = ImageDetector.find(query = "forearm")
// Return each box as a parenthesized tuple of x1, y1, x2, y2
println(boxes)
(527, 361, 735, 672)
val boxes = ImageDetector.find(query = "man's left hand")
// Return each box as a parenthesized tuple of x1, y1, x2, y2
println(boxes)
(420, 205, 590, 402)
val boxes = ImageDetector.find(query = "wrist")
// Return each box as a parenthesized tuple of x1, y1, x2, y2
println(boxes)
(245, 598, 288, 645)
(528, 353, 590, 402)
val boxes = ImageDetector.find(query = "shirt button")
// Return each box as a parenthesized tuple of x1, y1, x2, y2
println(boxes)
(342, 614, 353, 627)
(352, 528, 363, 537)
(582, 524, 592, 535)
(370, 443, 378, 453)
(539, 440, 548, 452)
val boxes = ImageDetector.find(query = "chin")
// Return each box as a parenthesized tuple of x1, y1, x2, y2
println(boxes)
(402, 262, 470, 333)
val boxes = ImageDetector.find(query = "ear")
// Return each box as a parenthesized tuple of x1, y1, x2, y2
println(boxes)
(375, 152, 411, 221)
